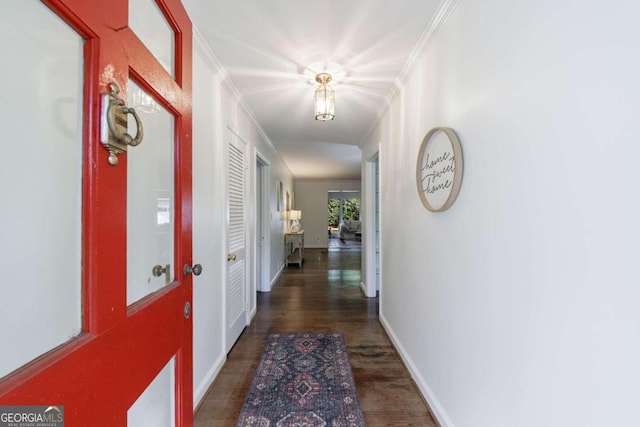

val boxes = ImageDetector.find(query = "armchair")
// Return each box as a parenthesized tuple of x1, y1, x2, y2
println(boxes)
(338, 220, 361, 240)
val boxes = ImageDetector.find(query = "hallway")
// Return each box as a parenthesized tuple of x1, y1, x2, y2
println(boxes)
(194, 248, 437, 426)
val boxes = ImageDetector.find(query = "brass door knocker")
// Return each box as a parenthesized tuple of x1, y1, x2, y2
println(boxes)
(100, 82, 144, 165)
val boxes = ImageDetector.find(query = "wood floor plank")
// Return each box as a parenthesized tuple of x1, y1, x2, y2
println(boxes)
(194, 248, 438, 426)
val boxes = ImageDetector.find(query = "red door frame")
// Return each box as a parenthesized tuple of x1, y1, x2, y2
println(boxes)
(0, 1, 193, 426)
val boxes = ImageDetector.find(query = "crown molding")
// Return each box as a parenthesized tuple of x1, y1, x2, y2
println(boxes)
(359, 0, 461, 148)
(395, 0, 461, 89)
(192, 25, 279, 154)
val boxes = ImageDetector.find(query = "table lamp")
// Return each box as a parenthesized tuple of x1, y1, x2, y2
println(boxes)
(289, 210, 302, 233)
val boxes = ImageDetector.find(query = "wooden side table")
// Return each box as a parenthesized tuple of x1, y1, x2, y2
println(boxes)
(284, 231, 304, 267)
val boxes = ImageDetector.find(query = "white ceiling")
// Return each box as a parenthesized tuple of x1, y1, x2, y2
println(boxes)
(182, 0, 442, 179)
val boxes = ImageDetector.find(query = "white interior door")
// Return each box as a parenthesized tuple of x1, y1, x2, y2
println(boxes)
(226, 128, 247, 352)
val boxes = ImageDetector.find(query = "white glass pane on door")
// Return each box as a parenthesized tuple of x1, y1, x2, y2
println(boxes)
(128, 357, 176, 427)
(129, 0, 175, 77)
(0, 2, 83, 379)
(127, 80, 174, 305)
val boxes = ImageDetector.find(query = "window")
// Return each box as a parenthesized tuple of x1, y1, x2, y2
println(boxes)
(342, 198, 360, 220)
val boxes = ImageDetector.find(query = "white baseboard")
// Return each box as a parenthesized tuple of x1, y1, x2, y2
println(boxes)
(193, 352, 226, 411)
(359, 281, 377, 298)
(359, 281, 367, 296)
(379, 314, 454, 427)
(269, 265, 284, 290)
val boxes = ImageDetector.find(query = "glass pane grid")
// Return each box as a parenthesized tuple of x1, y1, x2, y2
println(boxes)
(127, 356, 176, 427)
(127, 79, 175, 306)
(129, 0, 175, 77)
(0, 1, 83, 379)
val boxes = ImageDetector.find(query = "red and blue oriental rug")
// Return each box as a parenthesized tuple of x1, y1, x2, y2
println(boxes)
(236, 332, 367, 427)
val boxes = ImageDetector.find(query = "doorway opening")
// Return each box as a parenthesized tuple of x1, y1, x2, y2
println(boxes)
(256, 155, 269, 292)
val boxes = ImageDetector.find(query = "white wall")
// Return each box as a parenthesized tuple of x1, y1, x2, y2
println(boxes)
(294, 180, 361, 248)
(191, 30, 293, 408)
(192, 46, 225, 407)
(361, 0, 640, 426)
(265, 156, 295, 287)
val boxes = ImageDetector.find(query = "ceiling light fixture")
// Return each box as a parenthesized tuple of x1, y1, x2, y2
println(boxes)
(314, 73, 335, 121)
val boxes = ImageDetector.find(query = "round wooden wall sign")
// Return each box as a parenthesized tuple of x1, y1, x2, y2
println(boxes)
(415, 127, 463, 212)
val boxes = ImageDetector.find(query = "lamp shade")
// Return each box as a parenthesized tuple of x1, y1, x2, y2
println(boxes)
(289, 210, 302, 220)
(289, 210, 302, 232)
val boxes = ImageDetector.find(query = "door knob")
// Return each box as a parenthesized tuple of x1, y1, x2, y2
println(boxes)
(152, 264, 171, 285)
(152, 264, 166, 277)
(184, 263, 202, 277)
(227, 254, 237, 261)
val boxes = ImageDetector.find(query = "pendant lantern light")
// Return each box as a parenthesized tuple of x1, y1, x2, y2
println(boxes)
(314, 73, 335, 121)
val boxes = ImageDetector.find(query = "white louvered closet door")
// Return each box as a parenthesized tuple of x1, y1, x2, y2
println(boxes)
(226, 129, 248, 352)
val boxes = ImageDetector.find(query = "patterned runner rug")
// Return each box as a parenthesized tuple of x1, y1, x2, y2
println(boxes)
(236, 332, 367, 427)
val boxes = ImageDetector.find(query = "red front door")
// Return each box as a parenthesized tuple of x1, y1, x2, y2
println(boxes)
(0, 1, 194, 425)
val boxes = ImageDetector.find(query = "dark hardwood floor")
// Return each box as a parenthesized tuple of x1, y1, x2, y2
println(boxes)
(193, 248, 438, 426)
